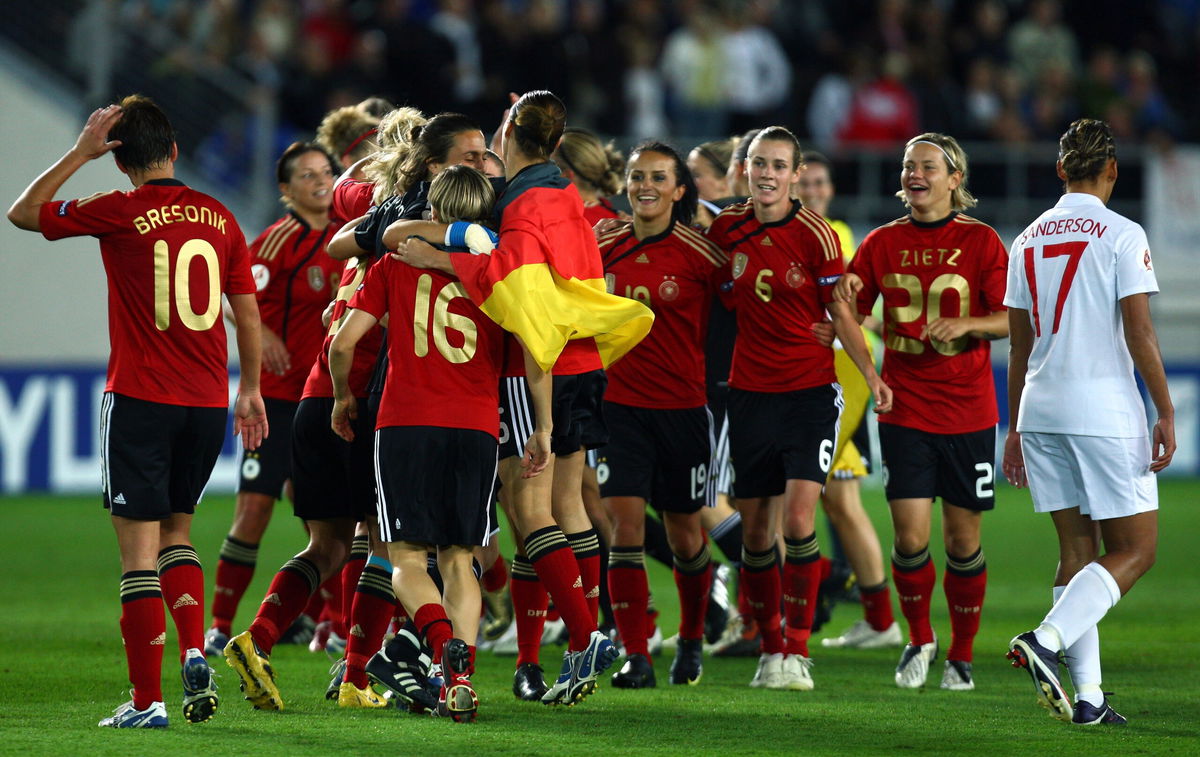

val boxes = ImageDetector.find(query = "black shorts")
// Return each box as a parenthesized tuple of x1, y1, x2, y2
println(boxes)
(728, 385, 842, 498)
(879, 423, 996, 511)
(499, 370, 608, 459)
(290, 396, 375, 522)
(375, 426, 498, 547)
(100, 392, 226, 520)
(596, 402, 713, 514)
(238, 398, 297, 497)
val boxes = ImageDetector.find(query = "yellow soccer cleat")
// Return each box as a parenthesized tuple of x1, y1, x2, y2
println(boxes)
(337, 681, 388, 708)
(224, 631, 284, 711)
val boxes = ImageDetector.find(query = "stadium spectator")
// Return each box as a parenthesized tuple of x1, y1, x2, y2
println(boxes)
(1007, 0, 1080, 87)
(660, 3, 729, 138)
(551, 128, 625, 225)
(1004, 118, 1174, 726)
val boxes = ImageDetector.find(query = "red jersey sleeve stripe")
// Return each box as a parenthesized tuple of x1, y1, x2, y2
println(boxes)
(794, 208, 842, 262)
(675, 226, 728, 265)
(258, 219, 300, 262)
(75, 190, 119, 208)
(253, 221, 288, 262)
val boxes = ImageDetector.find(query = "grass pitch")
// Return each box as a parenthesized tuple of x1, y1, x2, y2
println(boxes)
(2, 480, 1199, 755)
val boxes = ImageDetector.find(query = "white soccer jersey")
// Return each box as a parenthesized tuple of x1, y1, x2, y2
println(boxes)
(1005, 193, 1159, 437)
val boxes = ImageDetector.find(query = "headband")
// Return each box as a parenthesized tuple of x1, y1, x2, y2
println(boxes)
(911, 140, 957, 171)
(342, 127, 378, 160)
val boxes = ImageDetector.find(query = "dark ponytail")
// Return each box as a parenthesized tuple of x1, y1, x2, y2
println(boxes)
(509, 90, 567, 160)
(1059, 118, 1116, 184)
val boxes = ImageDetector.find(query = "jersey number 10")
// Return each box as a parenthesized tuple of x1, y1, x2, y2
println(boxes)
(154, 239, 220, 332)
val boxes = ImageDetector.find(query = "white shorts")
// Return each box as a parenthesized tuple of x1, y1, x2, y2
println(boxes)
(1021, 432, 1158, 520)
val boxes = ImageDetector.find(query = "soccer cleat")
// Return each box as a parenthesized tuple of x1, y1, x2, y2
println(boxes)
(1073, 696, 1127, 726)
(277, 614, 316, 646)
(325, 630, 347, 657)
(490, 618, 519, 656)
(669, 639, 703, 686)
(308, 619, 333, 653)
(821, 620, 903, 650)
(541, 617, 567, 646)
(224, 631, 284, 710)
(203, 627, 229, 659)
(895, 637, 938, 689)
(482, 587, 514, 642)
(1008, 631, 1071, 721)
(337, 681, 388, 708)
(436, 639, 478, 723)
(325, 659, 346, 701)
(513, 662, 550, 700)
(541, 651, 575, 705)
(567, 630, 620, 704)
(749, 652, 784, 689)
(940, 659, 974, 691)
(776, 654, 814, 691)
(98, 698, 169, 728)
(611, 653, 657, 689)
(646, 624, 664, 657)
(365, 628, 438, 713)
(181, 647, 219, 723)
(704, 564, 733, 644)
(710, 615, 760, 657)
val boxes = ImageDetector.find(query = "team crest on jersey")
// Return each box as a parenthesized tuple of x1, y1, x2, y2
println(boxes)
(604, 273, 616, 294)
(785, 264, 805, 288)
(658, 277, 679, 301)
(308, 266, 326, 291)
(732, 253, 749, 279)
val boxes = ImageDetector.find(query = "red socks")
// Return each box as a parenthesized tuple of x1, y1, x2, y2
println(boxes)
(210, 536, 257, 635)
(566, 530, 602, 624)
(860, 581, 896, 631)
(157, 545, 205, 662)
(741, 547, 783, 655)
(482, 554, 508, 594)
(525, 526, 596, 651)
(248, 557, 320, 655)
(608, 546, 649, 656)
(344, 561, 397, 688)
(673, 544, 712, 642)
(892, 547, 936, 646)
(944, 549, 987, 662)
(414, 603, 454, 663)
(782, 535, 821, 657)
(120, 571, 165, 709)
(510, 556, 549, 666)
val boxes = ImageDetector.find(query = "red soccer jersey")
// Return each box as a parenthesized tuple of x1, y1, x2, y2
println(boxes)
(582, 198, 620, 227)
(40, 180, 255, 407)
(301, 258, 383, 400)
(250, 212, 341, 401)
(349, 255, 505, 437)
(708, 200, 844, 393)
(850, 213, 1008, 433)
(331, 178, 374, 226)
(600, 221, 728, 408)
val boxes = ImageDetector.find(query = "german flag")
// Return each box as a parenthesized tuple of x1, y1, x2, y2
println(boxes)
(449, 176, 653, 373)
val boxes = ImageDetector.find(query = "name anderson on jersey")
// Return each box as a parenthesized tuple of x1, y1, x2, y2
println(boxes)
(1018, 216, 1108, 245)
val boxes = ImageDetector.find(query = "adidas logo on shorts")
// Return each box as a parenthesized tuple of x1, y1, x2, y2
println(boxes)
(173, 593, 199, 609)
(151, 632, 167, 645)
(112, 493, 127, 505)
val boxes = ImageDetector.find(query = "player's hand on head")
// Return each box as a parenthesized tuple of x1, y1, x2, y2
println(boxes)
(1001, 431, 1026, 488)
(73, 105, 124, 160)
(1150, 416, 1176, 473)
(234, 392, 268, 451)
(521, 430, 553, 478)
(331, 396, 357, 442)
(832, 273, 863, 304)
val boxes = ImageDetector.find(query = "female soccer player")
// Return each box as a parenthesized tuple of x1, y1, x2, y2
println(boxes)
(835, 133, 1009, 691)
(597, 142, 727, 689)
(394, 91, 650, 706)
(8, 96, 267, 728)
(206, 142, 342, 657)
(687, 139, 732, 229)
(330, 165, 507, 722)
(1004, 119, 1174, 726)
(709, 126, 891, 692)
(552, 127, 625, 226)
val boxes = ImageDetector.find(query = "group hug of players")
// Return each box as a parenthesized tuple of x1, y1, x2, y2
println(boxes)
(9, 89, 1168, 729)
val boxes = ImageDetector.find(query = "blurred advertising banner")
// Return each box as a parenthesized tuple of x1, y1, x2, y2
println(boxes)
(0, 366, 244, 494)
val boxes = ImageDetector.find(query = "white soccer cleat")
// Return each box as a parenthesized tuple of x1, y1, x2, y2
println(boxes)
(749, 652, 784, 689)
(821, 620, 903, 649)
(940, 659, 974, 691)
(490, 617, 519, 656)
(776, 654, 814, 691)
(894, 637, 938, 689)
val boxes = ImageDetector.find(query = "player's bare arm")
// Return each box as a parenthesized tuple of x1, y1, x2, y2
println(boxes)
(519, 339, 554, 478)
(326, 214, 369, 260)
(923, 309, 1008, 343)
(393, 235, 456, 275)
(1121, 292, 1176, 472)
(382, 219, 448, 251)
(328, 307, 378, 441)
(228, 292, 269, 451)
(829, 300, 893, 413)
(1003, 307, 1034, 488)
(7, 105, 125, 231)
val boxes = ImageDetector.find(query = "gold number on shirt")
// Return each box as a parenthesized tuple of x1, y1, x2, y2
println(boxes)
(755, 269, 774, 303)
(412, 273, 477, 363)
(623, 284, 651, 305)
(153, 238, 220, 331)
(881, 272, 971, 356)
